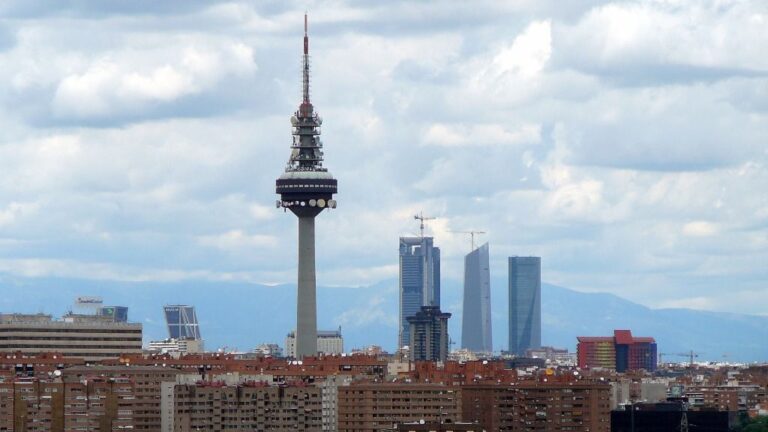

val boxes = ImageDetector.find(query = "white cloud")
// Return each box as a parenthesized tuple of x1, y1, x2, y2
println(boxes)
(0, 202, 39, 226)
(51, 40, 256, 119)
(197, 230, 277, 251)
(556, 1, 768, 76)
(422, 123, 541, 147)
(481, 20, 552, 80)
(682, 221, 719, 237)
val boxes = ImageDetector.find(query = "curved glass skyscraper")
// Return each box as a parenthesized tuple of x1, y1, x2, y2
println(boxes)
(461, 243, 492, 353)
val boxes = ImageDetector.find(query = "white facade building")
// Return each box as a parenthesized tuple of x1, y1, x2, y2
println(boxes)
(285, 328, 343, 358)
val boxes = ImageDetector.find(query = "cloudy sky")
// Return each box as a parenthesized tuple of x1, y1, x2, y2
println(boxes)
(0, 0, 766, 315)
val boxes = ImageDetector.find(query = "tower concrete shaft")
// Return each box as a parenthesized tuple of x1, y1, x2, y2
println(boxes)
(296, 216, 317, 358)
(275, 14, 337, 358)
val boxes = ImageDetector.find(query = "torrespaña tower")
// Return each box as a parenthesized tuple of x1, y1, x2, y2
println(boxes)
(275, 14, 338, 359)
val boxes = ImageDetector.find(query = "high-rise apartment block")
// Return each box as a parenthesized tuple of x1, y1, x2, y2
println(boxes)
(399, 236, 441, 348)
(508, 256, 541, 355)
(165, 382, 323, 431)
(0, 313, 142, 361)
(461, 242, 492, 353)
(163, 305, 201, 340)
(577, 329, 657, 372)
(407, 306, 451, 362)
(462, 380, 611, 432)
(337, 382, 461, 431)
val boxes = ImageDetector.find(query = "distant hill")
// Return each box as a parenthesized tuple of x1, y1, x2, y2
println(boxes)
(0, 275, 765, 362)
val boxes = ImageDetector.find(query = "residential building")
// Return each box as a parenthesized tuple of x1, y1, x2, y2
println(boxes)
(508, 257, 541, 356)
(462, 380, 611, 432)
(65, 365, 179, 431)
(407, 306, 451, 362)
(461, 243, 492, 353)
(399, 236, 441, 348)
(337, 382, 461, 431)
(0, 313, 142, 361)
(166, 382, 322, 431)
(319, 375, 353, 431)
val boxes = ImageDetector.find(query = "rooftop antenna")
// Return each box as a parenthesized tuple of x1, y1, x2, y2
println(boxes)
(450, 230, 487, 251)
(413, 212, 436, 238)
(302, 12, 310, 106)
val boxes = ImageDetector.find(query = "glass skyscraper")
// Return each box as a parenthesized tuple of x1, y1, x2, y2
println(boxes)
(163, 305, 201, 340)
(461, 243, 492, 353)
(399, 236, 440, 349)
(508, 256, 541, 355)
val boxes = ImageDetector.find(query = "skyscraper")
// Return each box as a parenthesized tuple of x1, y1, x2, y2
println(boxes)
(461, 242, 492, 353)
(275, 15, 338, 358)
(398, 236, 440, 348)
(163, 305, 201, 340)
(508, 256, 541, 355)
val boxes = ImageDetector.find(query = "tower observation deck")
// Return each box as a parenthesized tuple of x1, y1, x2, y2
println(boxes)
(275, 14, 337, 359)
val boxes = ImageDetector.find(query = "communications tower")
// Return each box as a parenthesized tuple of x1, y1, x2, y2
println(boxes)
(275, 14, 338, 358)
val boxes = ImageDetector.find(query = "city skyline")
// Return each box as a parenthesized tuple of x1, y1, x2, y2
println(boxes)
(0, 1, 765, 325)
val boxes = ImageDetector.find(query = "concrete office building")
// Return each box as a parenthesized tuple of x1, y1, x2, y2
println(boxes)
(286, 328, 343, 358)
(275, 15, 339, 359)
(163, 305, 201, 341)
(0, 313, 142, 361)
(407, 306, 451, 362)
(461, 242, 492, 353)
(508, 256, 541, 356)
(399, 236, 441, 349)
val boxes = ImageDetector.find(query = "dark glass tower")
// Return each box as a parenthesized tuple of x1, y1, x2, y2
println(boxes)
(163, 305, 201, 340)
(275, 15, 338, 359)
(508, 256, 541, 355)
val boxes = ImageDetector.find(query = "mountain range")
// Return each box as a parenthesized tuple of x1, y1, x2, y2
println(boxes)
(0, 275, 765, 362)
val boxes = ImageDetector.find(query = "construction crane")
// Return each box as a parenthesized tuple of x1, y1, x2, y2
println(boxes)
(660, 351, 701, 367)
(414, 212, 436, 238)
(450, 230, 487, 251)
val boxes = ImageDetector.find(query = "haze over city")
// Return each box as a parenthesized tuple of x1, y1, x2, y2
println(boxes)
(0, 0, 766, 345)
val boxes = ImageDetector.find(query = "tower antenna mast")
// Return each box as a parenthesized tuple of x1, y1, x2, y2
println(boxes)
(275, 13, 338, 359)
